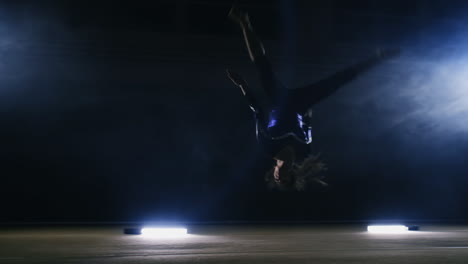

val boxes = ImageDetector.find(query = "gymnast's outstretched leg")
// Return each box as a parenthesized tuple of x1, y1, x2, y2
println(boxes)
(291, 49, 400, 114)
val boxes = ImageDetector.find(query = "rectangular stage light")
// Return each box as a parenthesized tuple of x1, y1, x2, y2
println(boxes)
(367, 225, 408, 233)
(140, 227, 188, 237)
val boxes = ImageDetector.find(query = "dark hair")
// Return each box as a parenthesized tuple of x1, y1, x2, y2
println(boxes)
(265, 154, 327, 191)
(273, 145, 296, 166)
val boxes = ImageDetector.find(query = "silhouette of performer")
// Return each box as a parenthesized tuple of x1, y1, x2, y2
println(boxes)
(226, 6, 398, 190)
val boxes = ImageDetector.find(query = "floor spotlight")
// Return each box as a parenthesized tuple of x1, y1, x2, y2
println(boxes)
(124, 227, 188, 237)
(141, 227, 187, 237)
(367, 225, 408, 233)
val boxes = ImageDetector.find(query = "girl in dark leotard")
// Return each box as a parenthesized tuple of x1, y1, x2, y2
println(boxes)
(227, 6, 399, 190)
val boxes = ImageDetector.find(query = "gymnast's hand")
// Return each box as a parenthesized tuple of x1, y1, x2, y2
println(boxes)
(226, 69, 248, 88)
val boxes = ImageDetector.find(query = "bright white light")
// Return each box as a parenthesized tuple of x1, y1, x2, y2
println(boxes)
(140, 227, 187, 237)
(367, 225, 408, 233)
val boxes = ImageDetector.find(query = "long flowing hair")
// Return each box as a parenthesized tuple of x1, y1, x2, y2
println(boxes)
(265, 153, 328, 191)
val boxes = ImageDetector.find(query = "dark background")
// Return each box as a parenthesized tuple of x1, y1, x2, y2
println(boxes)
(1, 0, 468, 222)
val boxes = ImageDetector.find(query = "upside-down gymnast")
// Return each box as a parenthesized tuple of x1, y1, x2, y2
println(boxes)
(227, 6, 399, 190)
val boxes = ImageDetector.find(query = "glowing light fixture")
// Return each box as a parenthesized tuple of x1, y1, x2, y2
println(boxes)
(140, 227, 188, 237)
(367, 225, 408, 233)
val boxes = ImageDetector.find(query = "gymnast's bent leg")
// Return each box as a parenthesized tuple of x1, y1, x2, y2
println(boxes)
(229, 6, 286, 105)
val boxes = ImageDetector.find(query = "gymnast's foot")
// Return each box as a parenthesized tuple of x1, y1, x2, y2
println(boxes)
(375, 48, 401, 60)
(228, 5, 251, 27)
